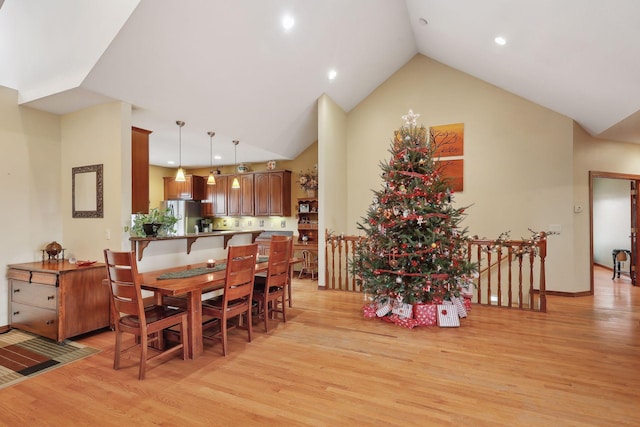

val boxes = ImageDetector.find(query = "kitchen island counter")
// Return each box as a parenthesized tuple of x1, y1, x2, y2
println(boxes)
(130, 229, 263, 260)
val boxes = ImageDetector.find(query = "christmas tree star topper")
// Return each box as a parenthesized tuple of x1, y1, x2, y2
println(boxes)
(402, 109, 420, 126)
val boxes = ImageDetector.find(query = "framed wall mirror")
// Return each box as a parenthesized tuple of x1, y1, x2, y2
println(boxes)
(72, 164, 104, 218)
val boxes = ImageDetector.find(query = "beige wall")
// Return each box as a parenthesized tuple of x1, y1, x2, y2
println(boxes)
(346, 54, 577, 292)
(0, 86, 62, 324)
(61, 102, 131, 262)
(318, 94, 348, 285)
(0, 90, 131, 326)
(572, 123, 640, 291)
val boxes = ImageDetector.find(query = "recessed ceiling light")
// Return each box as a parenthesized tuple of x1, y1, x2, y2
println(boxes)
(282, 14, 295, 31)
(494, 36, 507, 46)
(328, 69, 337, 80)
(167, 161, 175, 165)
(214, 155, 222, 160)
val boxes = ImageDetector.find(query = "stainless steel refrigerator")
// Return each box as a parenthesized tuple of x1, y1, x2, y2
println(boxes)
(161, 200, 202, 236)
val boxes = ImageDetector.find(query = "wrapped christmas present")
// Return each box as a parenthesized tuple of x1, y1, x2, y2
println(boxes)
(413, 303, 437, 326)
(363, 304, 377, 318)
(451, 296, 467, 318)
(459, 284, 474, 299)
(375, 298, 392, 317)
(391, 298, 413, 319)
(394, 316, 419, 329)
(383, 314, 398, 323)
(437, 304, 460, 327)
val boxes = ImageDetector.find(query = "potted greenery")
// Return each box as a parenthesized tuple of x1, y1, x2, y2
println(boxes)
(129, 207, 180, 237)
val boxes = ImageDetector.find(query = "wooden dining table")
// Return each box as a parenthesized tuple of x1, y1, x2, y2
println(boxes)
(138, 257, 301, 359)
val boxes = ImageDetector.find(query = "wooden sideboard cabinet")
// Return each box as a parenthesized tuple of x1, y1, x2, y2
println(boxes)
(8, 260, 110, 343)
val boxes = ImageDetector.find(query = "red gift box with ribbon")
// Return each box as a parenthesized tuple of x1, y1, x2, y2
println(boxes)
(413, 303, 437, 326)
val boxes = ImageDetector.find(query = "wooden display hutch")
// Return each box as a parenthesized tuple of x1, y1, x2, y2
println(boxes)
(297, 197, 318, 243)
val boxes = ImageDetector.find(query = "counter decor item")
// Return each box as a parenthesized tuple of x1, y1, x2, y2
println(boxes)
(76, 260, 97, 267)
(267, 160, 276, 170)
(130, 207, 179, 237)
(237, 163, 250, 173)
(42, 241, 65, 262)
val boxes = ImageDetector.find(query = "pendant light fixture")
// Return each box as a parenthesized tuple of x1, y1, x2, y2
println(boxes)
(231, 140, 240, 189)
(207, 131, 216, 185)
(175, 120, 186, 182)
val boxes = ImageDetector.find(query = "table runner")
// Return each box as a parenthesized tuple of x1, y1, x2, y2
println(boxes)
(158, 264, 226, 280)
(156, 256, 268, 280)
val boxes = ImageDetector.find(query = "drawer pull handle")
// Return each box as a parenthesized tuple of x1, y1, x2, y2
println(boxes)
(46, 320, 55, 325)
(47, 295, 55, 300)
(13, 311, 19, 316)
(13, 288, 20, 293)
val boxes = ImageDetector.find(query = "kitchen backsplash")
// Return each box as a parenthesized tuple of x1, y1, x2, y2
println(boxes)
(211, 216, 290, 231)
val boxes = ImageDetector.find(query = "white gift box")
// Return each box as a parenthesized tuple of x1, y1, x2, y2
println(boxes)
(451, 296, 467, 318)
(437, 304, 460, 327)
(392, 301, 413, 319)
(376, 300, 392, 317)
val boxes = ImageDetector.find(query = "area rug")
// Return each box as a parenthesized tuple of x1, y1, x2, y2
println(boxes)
(0, 329, 100, 390)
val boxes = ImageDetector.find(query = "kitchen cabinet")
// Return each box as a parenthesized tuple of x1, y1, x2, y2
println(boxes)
(131, 127, 152, 213)
(254, 171, 292, 216)
(163, 175, 206, 200)
(228, 174, 254, 216)
(8, 261, 110, 342)
(202, 175, 228, 217)
(202, 171, 290, 218)
(213, 175, 228, 216)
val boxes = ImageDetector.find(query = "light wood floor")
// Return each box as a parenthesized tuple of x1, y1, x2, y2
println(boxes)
(0, 266, 638, 426)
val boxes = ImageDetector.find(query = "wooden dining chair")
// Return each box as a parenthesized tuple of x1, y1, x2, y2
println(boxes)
(201, 243, 258, 356)
(252, 238, 291, 333)
(298, 249, 318, 280)
(103, 249, 189, 380)
(271, 235, 294, 307)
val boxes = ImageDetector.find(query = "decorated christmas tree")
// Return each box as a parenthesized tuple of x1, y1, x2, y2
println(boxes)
(353, 111, 476, 325)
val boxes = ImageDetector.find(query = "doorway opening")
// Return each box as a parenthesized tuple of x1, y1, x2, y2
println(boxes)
(589, 171, 640, 293)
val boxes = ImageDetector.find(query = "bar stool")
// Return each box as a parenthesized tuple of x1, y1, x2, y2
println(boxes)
(611, 249, 631, 279)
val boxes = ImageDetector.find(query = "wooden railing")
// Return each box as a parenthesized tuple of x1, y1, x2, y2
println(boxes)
(324, 231, 547, 312)
(467, 233, 547, 312)
(324, 231, 365, 292)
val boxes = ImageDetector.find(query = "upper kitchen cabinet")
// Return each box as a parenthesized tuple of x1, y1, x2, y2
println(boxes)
(131, 127, 152, 213)
(163, 175, 206, 200)
(254, 171, 292, 217)
(202, 174, 228, 217)
(228, 174, 254, 216)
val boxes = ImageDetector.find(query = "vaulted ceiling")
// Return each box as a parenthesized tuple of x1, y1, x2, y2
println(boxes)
(2, 0, 640, 168)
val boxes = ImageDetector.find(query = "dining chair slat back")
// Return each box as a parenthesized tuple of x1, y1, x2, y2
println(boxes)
(103, 249, 189, 379)
(201, 243, 259, 356)
(270, 235, 294, 306)
(253, 238, 291, 333)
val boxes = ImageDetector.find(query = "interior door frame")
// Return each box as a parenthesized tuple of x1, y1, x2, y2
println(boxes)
(589, 171, 640, 293)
